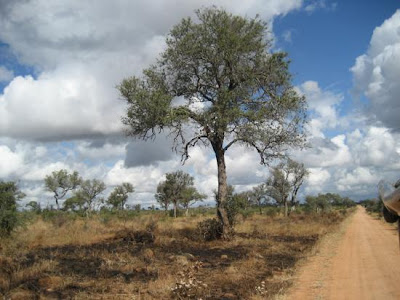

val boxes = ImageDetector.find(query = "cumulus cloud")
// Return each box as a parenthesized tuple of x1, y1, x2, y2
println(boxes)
(351, 9, 400, 131)
(0, 145, 23, 178)
(0, 0, 302, 141)
(296, 81, 344, 138)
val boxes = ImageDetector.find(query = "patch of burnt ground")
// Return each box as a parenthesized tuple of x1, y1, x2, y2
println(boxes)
(1, 222, 329, 299)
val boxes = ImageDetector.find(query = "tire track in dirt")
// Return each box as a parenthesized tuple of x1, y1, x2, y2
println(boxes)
(285, 206, 400, 300)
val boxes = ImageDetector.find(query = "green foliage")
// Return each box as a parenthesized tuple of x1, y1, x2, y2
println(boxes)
(63, 196, 85, 212)
(74, 179, 106, 214)
(107, 183, 134, 210)
(219, 185, 248, 227)
(360, 199, 383, 214)
(25, 201, 41, 213)
(156, 171, 204, 217)
(266, 158, 308, 216)
(305, 193, 356, 214)
(0, 181, 25, 236)
(305, 195, 332, 213)
(44, 169, 82, 209)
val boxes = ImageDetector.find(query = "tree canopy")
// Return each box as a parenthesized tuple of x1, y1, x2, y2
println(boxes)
(44, 169, 81, 209)
(107, 183, 134, 210)
(119, 7, 307, 238)
(155, 171, 204, 217)
(266, 158, 308, 216)
(74, 179, 106, 215)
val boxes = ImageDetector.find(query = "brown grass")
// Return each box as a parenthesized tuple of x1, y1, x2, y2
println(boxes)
(0, 209, 354, 299)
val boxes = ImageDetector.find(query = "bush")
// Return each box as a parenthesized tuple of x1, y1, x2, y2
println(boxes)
(197, 218, 223, 241)
(0, 182, 24, 236)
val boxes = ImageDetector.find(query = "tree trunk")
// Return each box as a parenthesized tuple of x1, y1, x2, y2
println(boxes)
(55, 196, 60, 210)
(214, 144, 232, 239)
(284, 200, 288, 217)
(174, 203, 177, 218)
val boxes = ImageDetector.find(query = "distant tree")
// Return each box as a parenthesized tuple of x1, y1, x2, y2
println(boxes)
(26, 201, 41, 213)
(134, 204, 141, 212)
(44, 169, 81, 209)
(305, 195, 331, 213)
(250, 183, 268, 214)
(74, 179, 106, 215)
(180, 186, 206, 216)
(266, 158, 308, 217)
(107, 183, 134, 210)
(155, 171, 200, 218)
(155, 181, 170, 212)
(119, 7, 307, 238)
(0, 181, 25, 236)
(63, 196, 85, 212)
(234, 191, 252, 211)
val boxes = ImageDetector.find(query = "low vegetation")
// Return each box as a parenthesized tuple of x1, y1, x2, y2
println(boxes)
(0, 206, 355, 299)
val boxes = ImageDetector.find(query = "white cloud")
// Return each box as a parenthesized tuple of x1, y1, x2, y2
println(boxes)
(0, 66, 14, 82)
(0, 0, 303, 142)
(0, 67, 124, 140)
(351, 9, 400, 131)
(296, 81, 344, 138)
(0, 145, 23, 178)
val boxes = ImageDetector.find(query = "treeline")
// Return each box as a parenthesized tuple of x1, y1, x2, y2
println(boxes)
(1, 162, 356, 236)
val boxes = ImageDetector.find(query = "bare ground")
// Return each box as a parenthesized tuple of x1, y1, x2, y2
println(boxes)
(286, 206, 400, 300)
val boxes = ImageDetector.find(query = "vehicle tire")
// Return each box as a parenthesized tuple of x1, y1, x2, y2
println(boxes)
(382, 206, 399, 223)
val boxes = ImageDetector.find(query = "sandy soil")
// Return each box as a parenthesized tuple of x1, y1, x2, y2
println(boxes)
(285, 206, 400, 300)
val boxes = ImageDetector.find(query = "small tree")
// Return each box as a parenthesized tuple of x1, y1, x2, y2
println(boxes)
(155, 181, 170, 212)
(63, 196, 85, 212)
(119, 7, 307, 238)
(107, 183, 134, 210)
(0, 181, 25, 236)
(74, 179, 106, 216)
(180, 186, 206, 216)
(44, 169, 81, 209)
(155, 171, 197, 218)
(26, 201, 41, 213)
(305, 195, 331, 213)
(266, 158, 308, 217)
(250, 183, 268, 214)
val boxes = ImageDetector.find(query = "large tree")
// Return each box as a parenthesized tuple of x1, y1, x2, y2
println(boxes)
(119, 8, 307, 238)
(266, 158, 308, 216)
(44, 169, 81, 209)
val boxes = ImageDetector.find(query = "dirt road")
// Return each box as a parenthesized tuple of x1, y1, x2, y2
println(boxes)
(286, 206, 400, 300)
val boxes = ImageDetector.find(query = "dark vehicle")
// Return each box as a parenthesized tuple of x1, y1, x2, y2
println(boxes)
(378, 180, 400, 246)
(378, 180, 400, 222)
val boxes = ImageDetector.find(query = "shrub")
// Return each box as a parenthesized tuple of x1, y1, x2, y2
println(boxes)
(0, 182, 24, 236)
(197, 218, 223, 241)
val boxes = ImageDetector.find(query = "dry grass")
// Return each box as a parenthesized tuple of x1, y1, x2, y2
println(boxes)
(0, 209, 353, 299)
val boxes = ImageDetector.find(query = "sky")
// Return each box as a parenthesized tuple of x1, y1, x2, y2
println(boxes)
(0, 0, 400, 208)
